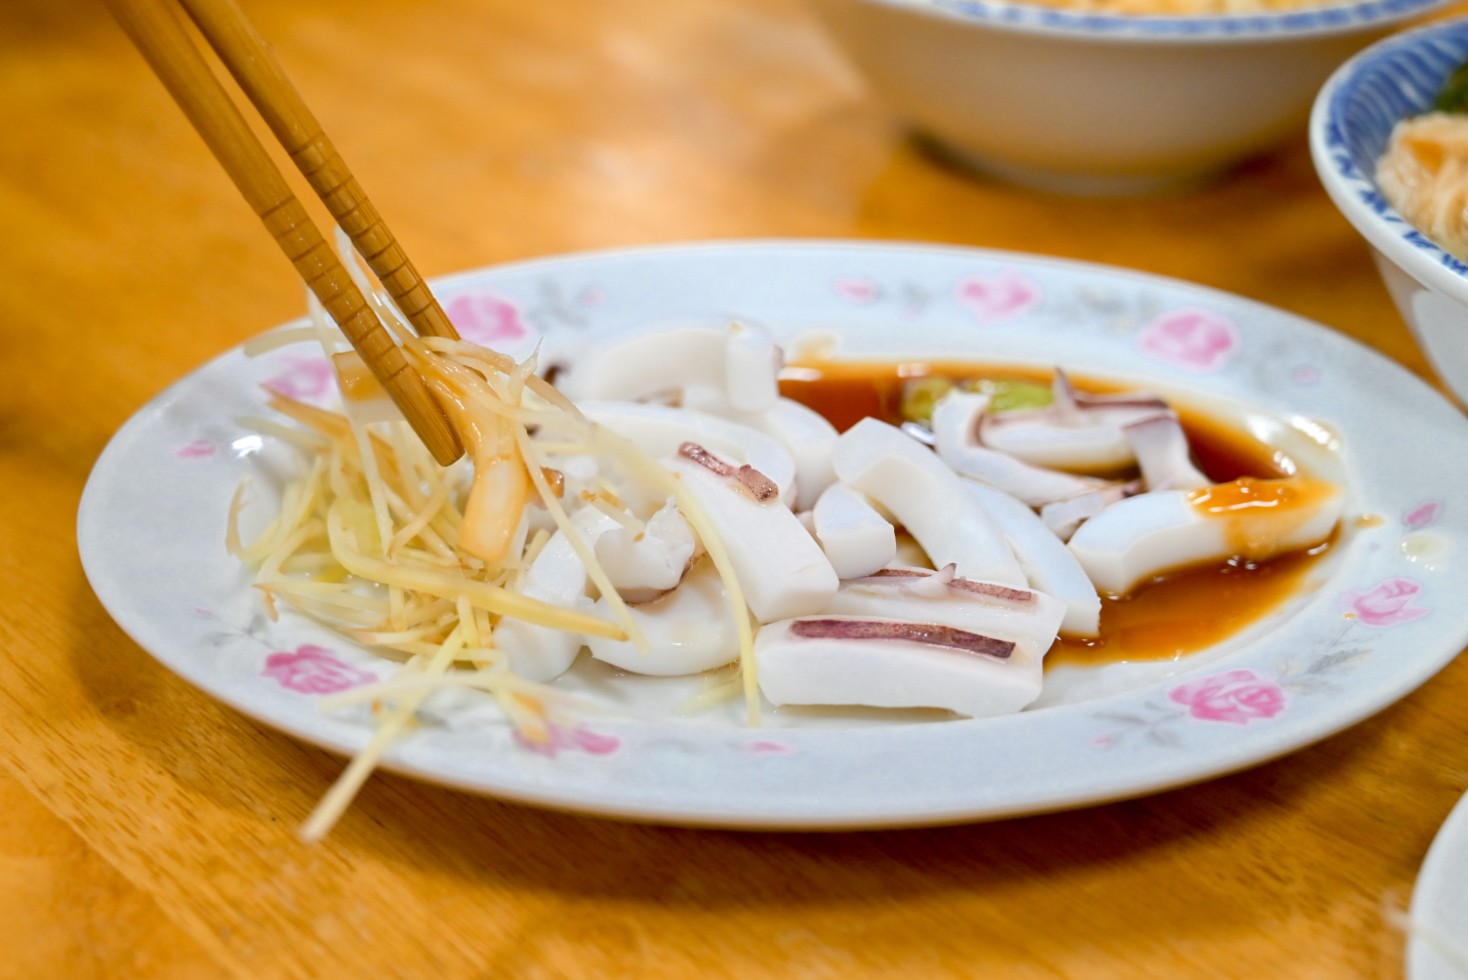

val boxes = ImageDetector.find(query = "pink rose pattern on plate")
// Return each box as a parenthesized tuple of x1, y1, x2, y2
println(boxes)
(1290, 364, 1321, 385)
(1344, 577, 1429, 627)
(263, 645, 376, 695)
(445, 290, 529, 347)
(1136, 307, 1238, 372)
(955, 270, 1040, 324)
(514, 721, 620, 758)
(176, 439, 215, 459)
(1092, 568, 1431, 748)
(1093, 668, 1291, 749)
(832, 275, 935, 317)
(1168, 669, 1286, 725)
(1406, 500, 1442, 530)
(745, 739, 794, 756)
(833, 276, 881, 305)
(196, 611, 618, 763)
(828, 268, 1040, 321)
(262, 355, 335, 402)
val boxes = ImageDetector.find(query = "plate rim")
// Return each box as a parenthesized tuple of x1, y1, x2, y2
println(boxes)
(78, 238, 1468, 828)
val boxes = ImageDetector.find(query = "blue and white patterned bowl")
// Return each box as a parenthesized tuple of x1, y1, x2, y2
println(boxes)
(807, 0, 1453, 194)
(1311, 16, 1468, 406)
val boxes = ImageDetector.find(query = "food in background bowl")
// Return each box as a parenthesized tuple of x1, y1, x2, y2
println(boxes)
(1375, 66, 1468, 261)
(1310, 17, 1468, 404)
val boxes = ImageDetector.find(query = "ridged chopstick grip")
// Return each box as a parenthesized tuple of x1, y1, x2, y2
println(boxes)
(105, 0, 461, 464)
(179, 0, 459, 340)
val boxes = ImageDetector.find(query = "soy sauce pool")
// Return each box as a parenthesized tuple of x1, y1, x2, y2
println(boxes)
(779, 359, 1336, 665)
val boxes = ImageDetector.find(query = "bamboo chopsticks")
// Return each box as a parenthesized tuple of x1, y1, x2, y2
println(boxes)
(106, 0, 464, 465)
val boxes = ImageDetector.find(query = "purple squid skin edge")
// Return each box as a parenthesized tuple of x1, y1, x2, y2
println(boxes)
(788, 618, 1014, 661)
(678, 441, 779, 503)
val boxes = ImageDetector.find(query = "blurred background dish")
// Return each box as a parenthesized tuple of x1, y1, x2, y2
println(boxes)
(1407, 788, 1468, 979)
(809, 0, 1454, 195)
(1312, 16, 1468, 406)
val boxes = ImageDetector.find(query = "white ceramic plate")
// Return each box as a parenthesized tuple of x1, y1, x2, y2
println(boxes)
(1410, 791, 1468, 979)
(79, 241, 1468, 828)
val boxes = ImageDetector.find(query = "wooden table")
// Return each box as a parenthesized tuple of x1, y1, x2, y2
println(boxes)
(4, 0, 1466, 975)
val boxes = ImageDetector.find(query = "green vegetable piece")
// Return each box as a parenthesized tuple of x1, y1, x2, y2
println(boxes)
(964, 378, 1053, 413)
(1435, 62, 1468, 114)
(900, 377, 954, 423)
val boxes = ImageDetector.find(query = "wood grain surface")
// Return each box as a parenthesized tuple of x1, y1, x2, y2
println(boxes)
(3, 0, 1467, 976)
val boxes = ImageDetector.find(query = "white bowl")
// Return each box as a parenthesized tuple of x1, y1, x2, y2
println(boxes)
(808, 0, 1453, 195)
(1311, 16, 1468, 407)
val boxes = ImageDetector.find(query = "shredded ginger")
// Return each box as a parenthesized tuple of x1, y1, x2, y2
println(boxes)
(231, 293, 756, 842)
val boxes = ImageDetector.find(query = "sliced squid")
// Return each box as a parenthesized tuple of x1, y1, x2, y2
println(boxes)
(741, 399, 840, 509)
(831, 418, 1025, 586)
(1067, 477, 1344, 595)
(663, 443, 838, 622)
(754, 560, 1068, 718)
(1126, 414, 1210, 491)
(593, 498, 697, 603)
(586, 559, 738, 675)
(564, 322, 780, 414)
(754, 614, 1046, 719)
(683, 393, 842, 510)
(561, 324, 724, 403)
(825, 566, 1065, 664)
(979, 370, 1172, 472)
(723, 320, 782, 414)
(494, 507, 621, 682)
(582, 401, 796, 502)
(1040, 481, 1144, 542)
(963, 482, 1101, 637)
(810, 483, 896, 580)
(932, 390, 1111, 507)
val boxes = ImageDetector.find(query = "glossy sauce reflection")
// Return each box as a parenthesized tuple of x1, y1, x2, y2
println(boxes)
(779, 359, 1333, 665)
